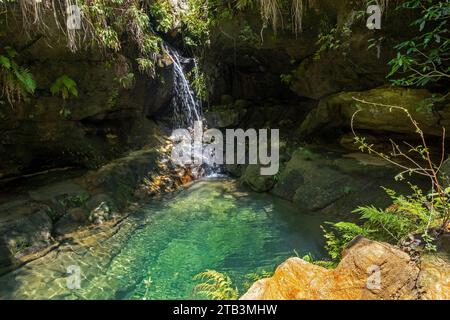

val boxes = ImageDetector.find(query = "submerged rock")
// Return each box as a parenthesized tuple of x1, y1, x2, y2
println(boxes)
(241, 237, 449, 300)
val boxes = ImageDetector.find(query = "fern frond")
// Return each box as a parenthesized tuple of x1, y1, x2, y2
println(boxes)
(194, 270, 238, 300)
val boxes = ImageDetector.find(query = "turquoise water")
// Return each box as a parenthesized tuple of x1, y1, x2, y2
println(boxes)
(0, 178, 329, 300)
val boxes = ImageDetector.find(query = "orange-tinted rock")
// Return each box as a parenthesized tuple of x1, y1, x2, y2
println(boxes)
(241, 237, 424, 300)
(418, 254, 450, 300)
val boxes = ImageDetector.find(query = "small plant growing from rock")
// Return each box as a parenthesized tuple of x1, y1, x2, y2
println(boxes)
(50, 75, 78, 118)
(50, 75, 78, 100)
(323, 97, 450, 261)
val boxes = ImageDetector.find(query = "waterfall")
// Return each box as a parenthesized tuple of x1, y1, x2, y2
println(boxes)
(164, 45, 221, 177)
(164, 45, 202, 129)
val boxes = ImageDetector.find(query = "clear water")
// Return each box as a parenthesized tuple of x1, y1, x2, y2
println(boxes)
(0, 179, 329, 300)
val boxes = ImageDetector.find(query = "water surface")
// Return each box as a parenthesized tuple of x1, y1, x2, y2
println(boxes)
(0, 178, 329, 299)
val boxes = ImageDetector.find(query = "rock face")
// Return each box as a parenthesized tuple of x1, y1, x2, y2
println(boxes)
(299, 87, 450, 137)
(0, 142, 162, 275)
(0, 9, 175, 180)
(241, 237, 449, 300)
(416, 235, 450, 300)
(207, 0, 418, 104)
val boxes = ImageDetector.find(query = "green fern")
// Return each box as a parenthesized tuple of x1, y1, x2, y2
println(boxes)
(0, 46, 36, 107)
(322, 222, 372, 260)
(322, 183, 446, 260)
(243, 269, 273, 290)
(50, 75, 78, 100)
(194, 270, 238, 300)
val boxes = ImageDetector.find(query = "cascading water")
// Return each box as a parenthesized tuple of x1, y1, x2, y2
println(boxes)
(163, 45, 219, 177)
(165, 45, 202, 129)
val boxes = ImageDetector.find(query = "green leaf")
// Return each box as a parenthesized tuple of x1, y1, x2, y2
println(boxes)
(0, 55, 11, 69)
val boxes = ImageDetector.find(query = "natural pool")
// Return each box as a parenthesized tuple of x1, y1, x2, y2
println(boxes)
(0, 178, 330, 300)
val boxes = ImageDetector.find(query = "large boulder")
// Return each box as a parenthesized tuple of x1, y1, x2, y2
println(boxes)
(299, 87, 450, 137)
(241, 237, 448, 300)
(270, 146, 422, 215)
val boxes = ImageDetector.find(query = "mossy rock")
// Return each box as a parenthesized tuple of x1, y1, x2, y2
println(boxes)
(241, 165, 277, 192)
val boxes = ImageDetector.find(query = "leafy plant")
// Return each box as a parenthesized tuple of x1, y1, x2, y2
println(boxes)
(314, 25, 352, 60)
(388, 0, 450, 86)
(322, 222, 372, 260)
(4, 0, 163, 77)
(115, 72, 135, 89)
(182, 0, 213, 47)
(50, 75, 78, 100)
(150, 0, 176, 33)
(323, 97, 450, 261)
(280, 73, 294, 85)
(0, 46, 36, 107)
(351, 97, 450, 235)
(243, 269, 273, 290)
(238, 24, 260, 46)
(194, 270, 239, 300)
(188, 64, 208, 100)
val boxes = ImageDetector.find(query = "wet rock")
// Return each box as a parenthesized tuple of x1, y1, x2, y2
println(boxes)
(224, 164, 244, 178)
(0, 143, 163, 272)
(271, 146, 393, 214)
(0, 201, 54, 274)
(241, 165, 276, 192)
(235, 99, 251, 109)
(85, 194, 115, 212)
(28, 181, 88, 205)
(241, 237, 422, 300)
(205, 109, 241, 128)
(68, 208, 88, 223)
(89, 202, 115, 225)
(81, 148, 160, 209)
